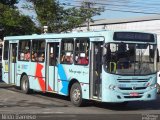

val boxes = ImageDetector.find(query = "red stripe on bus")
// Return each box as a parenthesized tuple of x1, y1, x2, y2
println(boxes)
(35, 63, 53, 92)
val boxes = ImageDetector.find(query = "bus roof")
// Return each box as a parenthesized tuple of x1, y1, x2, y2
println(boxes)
(4, 30, 156, 41)
(4, 30, 110, 41)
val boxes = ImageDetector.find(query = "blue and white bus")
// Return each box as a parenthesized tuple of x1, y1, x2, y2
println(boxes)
(2, 30, 157, 106)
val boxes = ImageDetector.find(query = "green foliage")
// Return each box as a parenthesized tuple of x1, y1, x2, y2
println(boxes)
(0, 0, 18, 6)
(0, 2, 39, 38)
(27, 0, 103, 33)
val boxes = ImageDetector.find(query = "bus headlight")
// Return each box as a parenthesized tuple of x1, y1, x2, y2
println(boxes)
(109, 85, 116, 90)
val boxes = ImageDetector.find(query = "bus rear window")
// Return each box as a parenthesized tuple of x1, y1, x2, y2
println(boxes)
(3, 41, 9, 60)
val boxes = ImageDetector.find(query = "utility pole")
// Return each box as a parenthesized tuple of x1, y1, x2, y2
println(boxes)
(75, 0, 103, 31)
(83, 1, 95, 31)
(86, 2, 91, 31)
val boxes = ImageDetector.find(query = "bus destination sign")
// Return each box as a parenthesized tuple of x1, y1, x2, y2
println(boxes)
(113, 32, 154, 42)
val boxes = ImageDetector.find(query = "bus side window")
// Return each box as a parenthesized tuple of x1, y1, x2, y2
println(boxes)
(3, 41, 9, 60)
(60, 38, 74, 64)
(32, 40, 45, 62)
(75, 37, 89, 65)
(12, 44, 17, 63)
(18, 40, 31, 61)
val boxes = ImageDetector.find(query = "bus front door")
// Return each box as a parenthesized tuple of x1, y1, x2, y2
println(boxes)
(46, 43, 59, 92)
(9, 43, 17, 84)
(90, 42, 103, 99)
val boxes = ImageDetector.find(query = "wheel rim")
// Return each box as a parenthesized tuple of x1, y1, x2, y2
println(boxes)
(22, 79, 27, 91)
(72, 88, 81, 102)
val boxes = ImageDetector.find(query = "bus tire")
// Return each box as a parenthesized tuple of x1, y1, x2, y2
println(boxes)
(70, 82, 83, 107)
(157, 83, 160, 94)
(21, 75, 30, 94)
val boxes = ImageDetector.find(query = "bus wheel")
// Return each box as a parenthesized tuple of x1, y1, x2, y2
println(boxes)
(157, 83, 160, 94)
(70, 82, 83, 107)
(21, 75, 30, 94)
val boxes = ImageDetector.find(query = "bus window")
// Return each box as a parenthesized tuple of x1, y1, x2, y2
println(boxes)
(32, 40, 45, 62)
(12, 44, 17, 63)
(18, 40, 31, 61)
(75, 38, 89, 65)
(3, 41, 9, 60)
(157, 49, 160, 71)
(60, 38, 74, 64)
(103, 43, 156, 75)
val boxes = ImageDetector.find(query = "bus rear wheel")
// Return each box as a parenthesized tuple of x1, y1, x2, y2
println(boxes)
(21, 75, 30, 94)
(70, 82, 83, 107)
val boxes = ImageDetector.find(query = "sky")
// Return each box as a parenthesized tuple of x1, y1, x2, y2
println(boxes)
(59, 0, 160, 20)
(16, 0, 36, 19)
(17, 0, 160, 21)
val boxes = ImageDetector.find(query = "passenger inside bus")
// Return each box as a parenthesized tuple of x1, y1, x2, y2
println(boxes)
(24, 51, 30, 61)
(38, 53, 44, 62)
(77, 53, 88, 65)
(32, 52, 37, 61)
(61, 52, 73, 64)
(20, 52, 25, 60)
(65, 52, 72, 63)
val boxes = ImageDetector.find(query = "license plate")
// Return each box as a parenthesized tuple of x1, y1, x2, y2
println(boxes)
(130, 92, 139, 96)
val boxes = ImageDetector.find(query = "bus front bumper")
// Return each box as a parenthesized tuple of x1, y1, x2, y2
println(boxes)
(102, 88, 157, 103)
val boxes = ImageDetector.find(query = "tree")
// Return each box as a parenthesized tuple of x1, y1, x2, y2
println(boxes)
(27, 0, 103, 33)
(0, 0, 18, 6)
(0, 2, 39, 39)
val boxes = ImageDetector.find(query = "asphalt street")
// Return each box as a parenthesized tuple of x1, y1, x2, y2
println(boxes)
(0, 82, 160, 120)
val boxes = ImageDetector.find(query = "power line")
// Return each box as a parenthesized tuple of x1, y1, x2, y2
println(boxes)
(71, 0, 160, 12)
(63, 0, 160, 11)
(62, 4, 160, 15)
(61, 0, 160, 14)
(74, 0, 160, 6)
(93, 2, 160, 9)
(104, 8, 160, 15)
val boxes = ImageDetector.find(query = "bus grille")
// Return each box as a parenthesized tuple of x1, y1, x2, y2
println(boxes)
(119, 87, 147, 90)
(117, 79, 148, 83)
(124, 96, 142, 98)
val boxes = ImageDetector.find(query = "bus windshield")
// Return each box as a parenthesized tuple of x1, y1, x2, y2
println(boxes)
(103, 43, 157, 75)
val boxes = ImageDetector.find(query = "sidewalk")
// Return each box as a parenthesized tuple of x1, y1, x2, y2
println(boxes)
(0, 81, 14, 88)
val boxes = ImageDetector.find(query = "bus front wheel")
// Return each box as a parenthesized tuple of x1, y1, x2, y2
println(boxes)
(21, 75, 30, 94)
(70, 82, 83, 107)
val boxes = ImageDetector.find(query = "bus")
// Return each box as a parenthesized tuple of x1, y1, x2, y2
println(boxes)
(2, 30, 157, 106)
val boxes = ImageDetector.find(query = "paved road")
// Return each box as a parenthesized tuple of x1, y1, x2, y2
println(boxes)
(0, 82, 160, 120)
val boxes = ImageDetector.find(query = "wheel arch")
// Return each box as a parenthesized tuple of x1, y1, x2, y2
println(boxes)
(68, 78, 80, 96)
